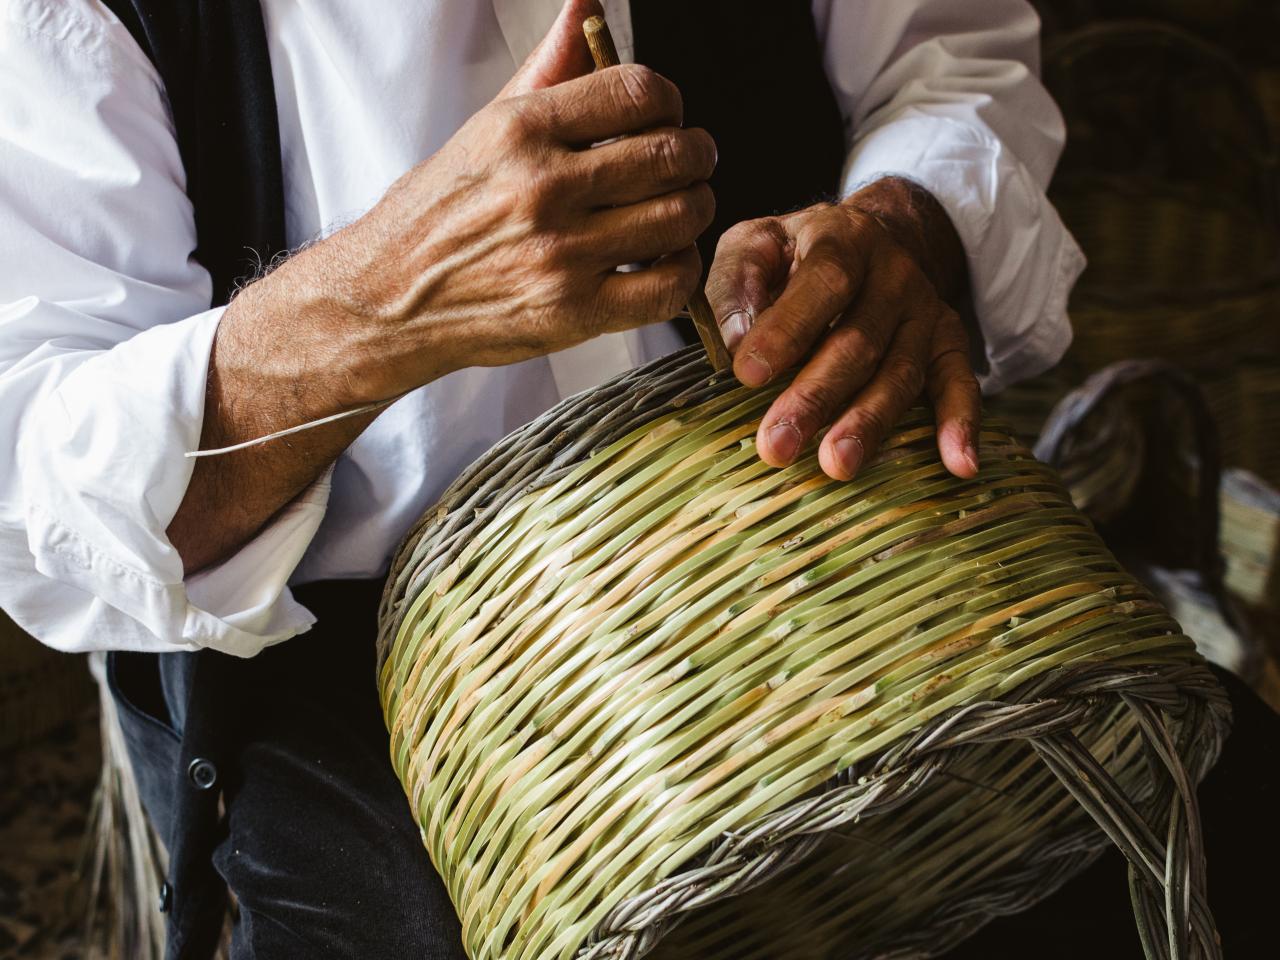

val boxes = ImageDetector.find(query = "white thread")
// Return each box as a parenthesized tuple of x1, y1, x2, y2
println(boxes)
(184, 395, 403, 458)
(185, 311, 698, 459)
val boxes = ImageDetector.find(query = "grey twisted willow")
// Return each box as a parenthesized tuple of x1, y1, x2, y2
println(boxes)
(378, 347, 1230, 960)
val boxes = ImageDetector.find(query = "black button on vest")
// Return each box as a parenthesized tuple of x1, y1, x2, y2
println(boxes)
(187, 757, 218, 791)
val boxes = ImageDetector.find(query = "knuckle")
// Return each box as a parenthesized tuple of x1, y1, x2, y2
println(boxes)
(849, 323, 886, 359)
(524, 237, 568, 287)
(833, 325, 883, 371)
(535, 231, 575, 272)
(689, 127, 718, 178)
(935, 304, 963, 327)
(882, 354, 925, 398)
(841, 205, 879, 237)
(760, 321, 810, 366)
(715, 217, 766, 256)
(930, 312, 973, 356)
(844, 211, 888, 260)
(659, 190, 695, 230)
(652, 128, 715, 185)
(647, 130, 683, 182)
(576, 152, 606, 197)
(784, 384, 837, 432)
(521, 167, 564, 223)
(688, 182, 716, 230)
(615, 63, 666, 116)
(656, 187, 713, 245)
(497, 99, 538, 142)
(523, 159, 559, 200)
(720, 217, 762, 243)
(860, 406, 891, 440)
(807, 251, 856, 303)
(934, 349, 981, 393)
(846, 398, 894, 442)
(665, 189, 696, 224)
(933, 306, 968, 343)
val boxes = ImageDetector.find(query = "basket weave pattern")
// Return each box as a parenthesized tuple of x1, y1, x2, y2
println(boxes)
(379, 349, 1229, 960)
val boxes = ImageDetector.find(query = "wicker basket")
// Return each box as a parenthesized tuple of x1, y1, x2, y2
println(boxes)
(1056, 178, 1279, 298)
(379, 348, 1229, 960)
(1042, 23, 1280, 495)
(1045, 22, 1278, 205)
(1033, 360, 1268, 685)
(1220, 469, 1280, 611)
(1051, 178, 1280, 372)
(1207, 362, 1280, 487)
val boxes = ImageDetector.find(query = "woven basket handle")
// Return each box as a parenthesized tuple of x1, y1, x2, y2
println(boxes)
(583, 16, 733, 372)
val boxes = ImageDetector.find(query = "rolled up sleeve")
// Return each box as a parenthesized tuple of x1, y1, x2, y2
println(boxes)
(815, 0, 1085, 394)
(0, 0, 323, 656)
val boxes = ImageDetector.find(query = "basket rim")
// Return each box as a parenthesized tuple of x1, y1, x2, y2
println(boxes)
(576, 660, 1229, 960)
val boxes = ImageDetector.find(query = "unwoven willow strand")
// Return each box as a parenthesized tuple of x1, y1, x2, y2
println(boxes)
(378, 347, 1229, 960)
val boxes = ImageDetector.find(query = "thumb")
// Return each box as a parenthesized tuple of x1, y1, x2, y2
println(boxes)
(706, 220, 792, 352)
(501, 0, 604, 97)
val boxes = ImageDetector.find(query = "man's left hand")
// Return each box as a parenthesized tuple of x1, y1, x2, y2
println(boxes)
(705, 177, 981, 482)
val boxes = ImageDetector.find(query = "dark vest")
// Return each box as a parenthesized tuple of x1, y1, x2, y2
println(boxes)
(98, 2, 845, 957)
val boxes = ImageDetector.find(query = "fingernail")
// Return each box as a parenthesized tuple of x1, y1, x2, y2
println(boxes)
(720, 310, 751, 351)
(835, 436, 864, 478)
(961, 419, 979, 474)
(767, 421, 801, 464)
(739, 350, 773, 386)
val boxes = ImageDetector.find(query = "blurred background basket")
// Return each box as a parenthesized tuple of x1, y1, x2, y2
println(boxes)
(1045, 22, 1280, 387)
(1219, 469, 1280, 612)
(993, 13, 1280, 683)
(1034, 360, 1265, 680)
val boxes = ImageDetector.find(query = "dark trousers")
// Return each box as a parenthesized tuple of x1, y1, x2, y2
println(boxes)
(109, 580, 1279, 960)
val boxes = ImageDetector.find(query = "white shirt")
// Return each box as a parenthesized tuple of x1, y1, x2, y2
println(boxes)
(0, 0, 1084, 657)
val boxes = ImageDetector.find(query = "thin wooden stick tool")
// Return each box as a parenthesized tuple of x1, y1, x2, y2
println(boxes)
(583, 15, 734, 372)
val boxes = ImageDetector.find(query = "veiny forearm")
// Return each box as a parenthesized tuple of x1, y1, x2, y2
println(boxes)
(167, 258, 385, 575)
(166, 40, 716, 574)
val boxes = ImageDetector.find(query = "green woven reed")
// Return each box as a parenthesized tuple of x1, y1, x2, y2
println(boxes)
(378, 348, 1229, 960)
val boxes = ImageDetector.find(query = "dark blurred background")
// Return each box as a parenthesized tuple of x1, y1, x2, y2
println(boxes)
(988, 0, 1280, 700)
(2, 1, 1279, 958)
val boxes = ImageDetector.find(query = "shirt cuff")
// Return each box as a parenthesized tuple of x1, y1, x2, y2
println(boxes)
(16, 306, 328, 656)
(841, 109, 1085, 395)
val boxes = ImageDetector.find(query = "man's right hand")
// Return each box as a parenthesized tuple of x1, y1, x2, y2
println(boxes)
(276, 0, 716, 407)
(169, 0, 713, 573)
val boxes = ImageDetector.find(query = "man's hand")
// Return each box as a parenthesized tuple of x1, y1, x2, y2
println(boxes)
(705, 177, 980, 483)
(169, 0, 714, 573)
(309, 12, 714, 407)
